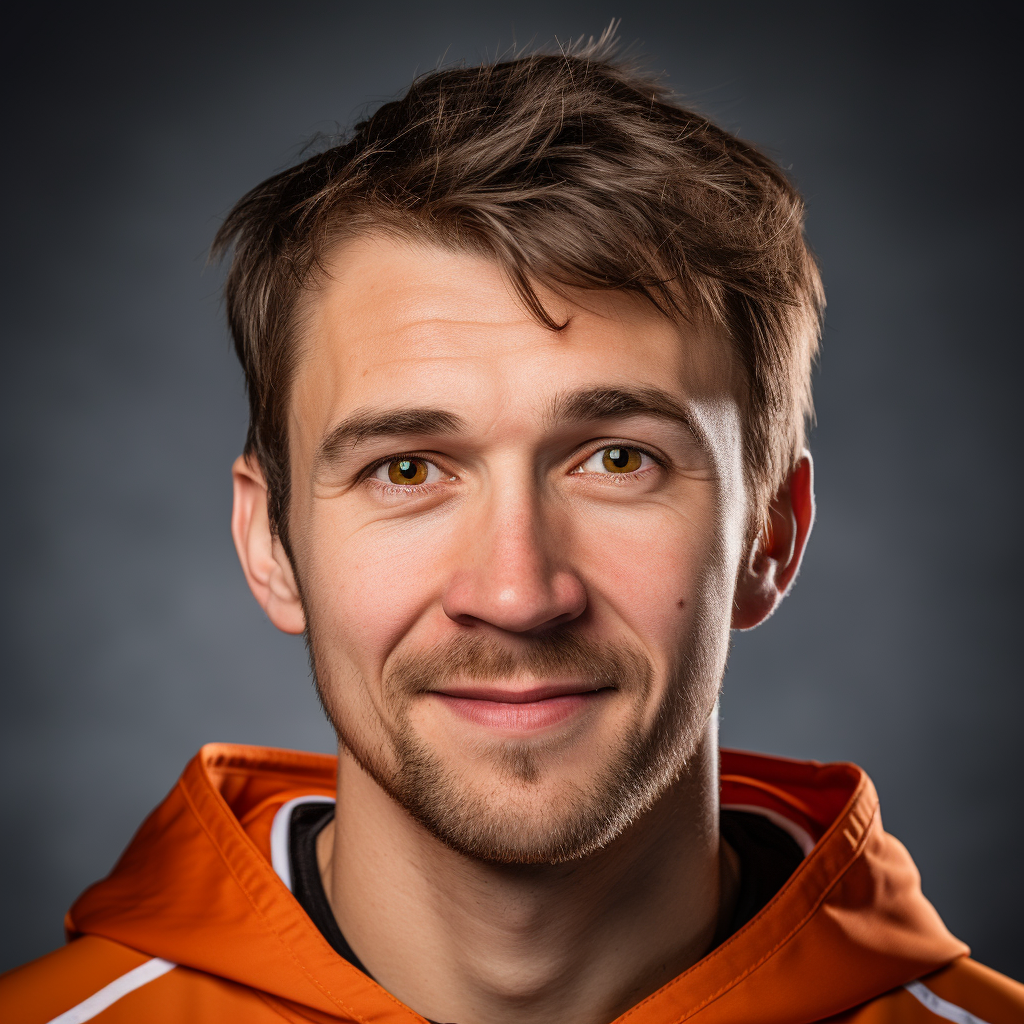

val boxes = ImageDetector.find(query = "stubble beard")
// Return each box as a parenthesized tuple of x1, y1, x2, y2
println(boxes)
(307, 616, 726, 866)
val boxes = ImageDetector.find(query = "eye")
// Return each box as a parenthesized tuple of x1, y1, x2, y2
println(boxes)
(602, 447, 643, 473)
(372, 457, 444, 486)
(576, 446, 652, 475)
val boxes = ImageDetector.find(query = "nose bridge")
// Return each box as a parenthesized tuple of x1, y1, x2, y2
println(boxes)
(442, 464, 586, 633)
(489, 479, 551, 591)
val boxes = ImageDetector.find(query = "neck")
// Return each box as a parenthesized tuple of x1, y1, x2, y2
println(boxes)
(318, 723, 733, 1024)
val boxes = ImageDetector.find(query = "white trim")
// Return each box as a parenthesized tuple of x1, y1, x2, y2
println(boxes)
(904, 980, 993, 1024)
(721, 802, 815, 856)
(269, 794, 336, 891)
(45, 957, 176, 1023)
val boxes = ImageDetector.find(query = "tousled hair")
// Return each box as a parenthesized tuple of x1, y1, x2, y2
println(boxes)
(213, 31, 824, 554)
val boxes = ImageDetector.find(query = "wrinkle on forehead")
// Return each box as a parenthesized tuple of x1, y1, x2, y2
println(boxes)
(304, 230, 722, 348)
(291, 232, 741, 451)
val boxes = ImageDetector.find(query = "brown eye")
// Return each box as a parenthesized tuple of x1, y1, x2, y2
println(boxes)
(387, 458, 428, 485)
(602, 447, 643, 473)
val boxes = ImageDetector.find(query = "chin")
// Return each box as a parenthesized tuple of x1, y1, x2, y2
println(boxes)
(360, 720, 699, 865)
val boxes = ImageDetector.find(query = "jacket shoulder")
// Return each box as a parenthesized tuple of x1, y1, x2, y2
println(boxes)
(0, 936, 289, 1023)
(823, 956, 1024, 1023)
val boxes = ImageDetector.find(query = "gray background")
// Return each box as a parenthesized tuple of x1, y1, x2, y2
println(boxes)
(2, 0, 1020, 981)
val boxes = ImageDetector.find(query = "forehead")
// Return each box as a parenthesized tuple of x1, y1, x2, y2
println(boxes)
(290, 233, 735, 438)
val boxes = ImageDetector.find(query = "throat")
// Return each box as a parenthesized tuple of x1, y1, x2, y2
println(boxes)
(297, 746, 731, 1024)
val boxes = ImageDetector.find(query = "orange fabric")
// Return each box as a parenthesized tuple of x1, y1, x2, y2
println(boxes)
(0, 936, 150, 1023)
(916, 958, 1024, 1024)
(1, 743, 1020, 1023)
(821, 960, 1024, 1023)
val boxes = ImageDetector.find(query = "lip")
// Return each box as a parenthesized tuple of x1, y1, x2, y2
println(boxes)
(434, 682, 608, 703)
(430, 682, 612, 732)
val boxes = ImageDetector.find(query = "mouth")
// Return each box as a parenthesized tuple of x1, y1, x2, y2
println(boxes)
(429, 682, 614, 733)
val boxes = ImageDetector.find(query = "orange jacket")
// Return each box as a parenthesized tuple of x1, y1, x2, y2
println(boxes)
(2, 743, 1021, 1023)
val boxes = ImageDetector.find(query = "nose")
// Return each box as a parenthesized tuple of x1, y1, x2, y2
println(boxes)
(441, 487, 587, 634)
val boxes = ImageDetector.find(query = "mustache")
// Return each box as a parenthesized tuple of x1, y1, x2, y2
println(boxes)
(384, 631, 653, 696)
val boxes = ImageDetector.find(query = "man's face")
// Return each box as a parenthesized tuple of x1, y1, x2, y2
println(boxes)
(284, 233, 749, 863)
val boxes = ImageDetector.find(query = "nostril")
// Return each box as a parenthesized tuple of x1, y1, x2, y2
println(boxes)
(441, 574, 587, 633)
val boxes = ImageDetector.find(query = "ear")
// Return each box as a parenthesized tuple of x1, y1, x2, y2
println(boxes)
(731, 452, 814, 630)
(231, 454, 306, 635)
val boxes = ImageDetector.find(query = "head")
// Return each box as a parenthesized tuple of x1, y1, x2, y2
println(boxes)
(222, 38, 821, 864)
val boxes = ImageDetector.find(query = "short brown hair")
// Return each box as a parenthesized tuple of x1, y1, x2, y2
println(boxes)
(213, 37, 823, 554)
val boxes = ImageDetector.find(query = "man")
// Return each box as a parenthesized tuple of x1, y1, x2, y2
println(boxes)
(2, 39, 1021, 1024)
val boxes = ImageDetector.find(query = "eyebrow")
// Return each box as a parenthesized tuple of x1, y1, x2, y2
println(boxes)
(314, 408, 466, 472)
(550, 385, 703, 437)
(314, 385, 704, 474)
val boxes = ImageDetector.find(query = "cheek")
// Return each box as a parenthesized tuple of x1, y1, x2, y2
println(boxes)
(299, 508, 455, 678)
(575, 493, 730, 664)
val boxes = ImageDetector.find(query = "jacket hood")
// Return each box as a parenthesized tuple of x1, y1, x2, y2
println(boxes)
(67, 743, 967, 1023)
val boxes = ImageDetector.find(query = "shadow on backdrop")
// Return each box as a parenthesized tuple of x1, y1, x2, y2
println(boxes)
(1, 0, 1019, 979)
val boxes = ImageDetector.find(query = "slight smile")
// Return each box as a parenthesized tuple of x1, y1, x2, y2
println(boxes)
(430, 683, 615, 733)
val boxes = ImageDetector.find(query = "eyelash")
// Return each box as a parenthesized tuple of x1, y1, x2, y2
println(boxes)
(364, 453, 453, 493)
(572, 444, 664, 479)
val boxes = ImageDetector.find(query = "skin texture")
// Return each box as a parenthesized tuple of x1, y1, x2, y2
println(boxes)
(231, 234, 814, 1024)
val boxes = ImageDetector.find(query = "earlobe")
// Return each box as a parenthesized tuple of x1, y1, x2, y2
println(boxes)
(731, 453, 814, 631)
(231, 455, 306, 635)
